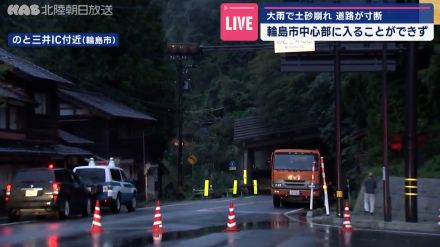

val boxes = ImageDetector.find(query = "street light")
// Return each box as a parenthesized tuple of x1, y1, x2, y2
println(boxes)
(167, 42, 200, 197)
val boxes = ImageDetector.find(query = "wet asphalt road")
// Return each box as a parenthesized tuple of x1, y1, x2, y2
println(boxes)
(1, 196, 439, 247)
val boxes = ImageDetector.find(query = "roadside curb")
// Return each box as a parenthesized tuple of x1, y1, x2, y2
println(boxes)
(284, 209, 440, 235)
(314, 215, 440, 234)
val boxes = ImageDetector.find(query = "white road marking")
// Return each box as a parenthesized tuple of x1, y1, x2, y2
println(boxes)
(283, 208, 305, 216)
(0, 220, 34, 226)
(138, 196, 262, 211)
(235, 210, 281, 215)
(195, 201, 263, 212)
(138, 198, 234, 210)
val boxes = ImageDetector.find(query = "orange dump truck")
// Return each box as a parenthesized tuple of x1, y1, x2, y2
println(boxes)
(270, 149, 323, 207)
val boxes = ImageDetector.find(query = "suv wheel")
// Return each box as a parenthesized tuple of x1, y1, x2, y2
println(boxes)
(81, 197, 92, 217)
(7, 210, 20, 222)
(126, 194, 136, 212)
(58, 199, 70, 219)
(111, 195, 121, 213)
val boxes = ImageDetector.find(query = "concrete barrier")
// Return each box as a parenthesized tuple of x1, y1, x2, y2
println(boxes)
(353, 176, 440, 222)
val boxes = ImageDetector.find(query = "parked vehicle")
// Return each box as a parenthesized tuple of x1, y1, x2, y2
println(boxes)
(73, 158, 137, 213)
(270, 149, 323, 208)
(5, 166, 93, 221)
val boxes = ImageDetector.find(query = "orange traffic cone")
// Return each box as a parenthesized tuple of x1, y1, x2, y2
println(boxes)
(341, 201, 353, 233)
(437, 207, 440, 226)
(90, 200, 103, 234)
(152, 200, 164, 234)
(226, 200, 238, 232)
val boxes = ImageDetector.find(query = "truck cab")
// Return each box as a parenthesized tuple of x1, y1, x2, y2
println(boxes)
(270, 149, 322, 208)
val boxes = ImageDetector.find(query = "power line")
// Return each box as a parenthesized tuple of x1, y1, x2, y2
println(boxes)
(185, 107, 224, 114)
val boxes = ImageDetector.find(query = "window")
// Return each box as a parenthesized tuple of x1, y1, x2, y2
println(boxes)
(110, 169, 122, 182)
(120, 171, 128, 182)
(13, 170, 54, 184)
(34, 92, 47, 114)
(9, 107, 17, 130)
(0, 108, 6, 129)
(274, 153, 317, 170)
(76, 108, 89, 115)
(75, 168, 105, 183)
(60, 103, 74, 116)
(0, 106, 23, 130)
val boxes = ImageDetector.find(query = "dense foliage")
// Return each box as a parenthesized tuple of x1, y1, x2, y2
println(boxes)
(159, 0, 440, 195)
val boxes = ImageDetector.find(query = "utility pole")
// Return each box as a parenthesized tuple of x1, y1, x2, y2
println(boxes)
(177, 58, 183, 195)
(382, 41, 392, 222)
(404, 0, 418, 223)
(334, 41, 343, 218)
(405, 40, 418, 222)
(167, 43, 200, 197)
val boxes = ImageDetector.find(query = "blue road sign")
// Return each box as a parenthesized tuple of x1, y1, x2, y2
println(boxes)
(229, 160, 237, 171)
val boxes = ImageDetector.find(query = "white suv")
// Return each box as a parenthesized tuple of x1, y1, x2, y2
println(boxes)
(73, 158, 137, 213)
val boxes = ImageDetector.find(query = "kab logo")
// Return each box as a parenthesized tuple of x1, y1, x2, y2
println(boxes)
(220, 3, 258, 41)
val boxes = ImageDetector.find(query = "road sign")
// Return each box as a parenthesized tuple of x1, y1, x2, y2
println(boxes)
(228, 160, 237, 171)
(274, 40, 315, 53)
(187, 154, 198, 165)
(281, 42, 399, 72)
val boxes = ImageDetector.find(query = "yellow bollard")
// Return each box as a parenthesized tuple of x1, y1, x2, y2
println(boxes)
(253, 179, 258, 195)
(204, 180, 209, 197)
(243, 170, 247, 185)
(233, 180, 238, 196)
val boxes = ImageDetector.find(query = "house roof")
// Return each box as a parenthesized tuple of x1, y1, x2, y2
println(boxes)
(0, 48, 72, 84)
(58, 130, 94, 145)
(0, 82, 34, 103)
(0, 142, 92, 157)
(60, 89, 157, 121)
(233, 113, 316, 143)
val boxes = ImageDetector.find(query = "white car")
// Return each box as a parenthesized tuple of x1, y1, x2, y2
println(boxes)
(73, 158, 137, 213)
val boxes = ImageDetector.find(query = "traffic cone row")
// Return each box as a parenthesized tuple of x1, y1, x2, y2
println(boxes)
(89, 198, 240, 236)
(226, 200, 238, 232)
(90, 200, 103, 234)
(88, 198, 440, 238)
(341, 201, 353, 233)
(152, 200, 165, 234)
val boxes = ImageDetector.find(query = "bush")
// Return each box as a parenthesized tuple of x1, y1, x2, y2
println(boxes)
(419, 154, 440, 178)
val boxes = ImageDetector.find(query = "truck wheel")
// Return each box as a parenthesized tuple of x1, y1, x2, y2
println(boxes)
(273, 196, 282, 208)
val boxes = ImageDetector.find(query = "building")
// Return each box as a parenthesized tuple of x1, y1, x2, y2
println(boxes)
(58, 87, 158, 201)
(1, 48, 160, 210)
(0, 48, 92, 200)
(233, 113, 327, 192)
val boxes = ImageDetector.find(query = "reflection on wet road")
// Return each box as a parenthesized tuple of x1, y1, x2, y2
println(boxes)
(1, 196, 439, 247)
